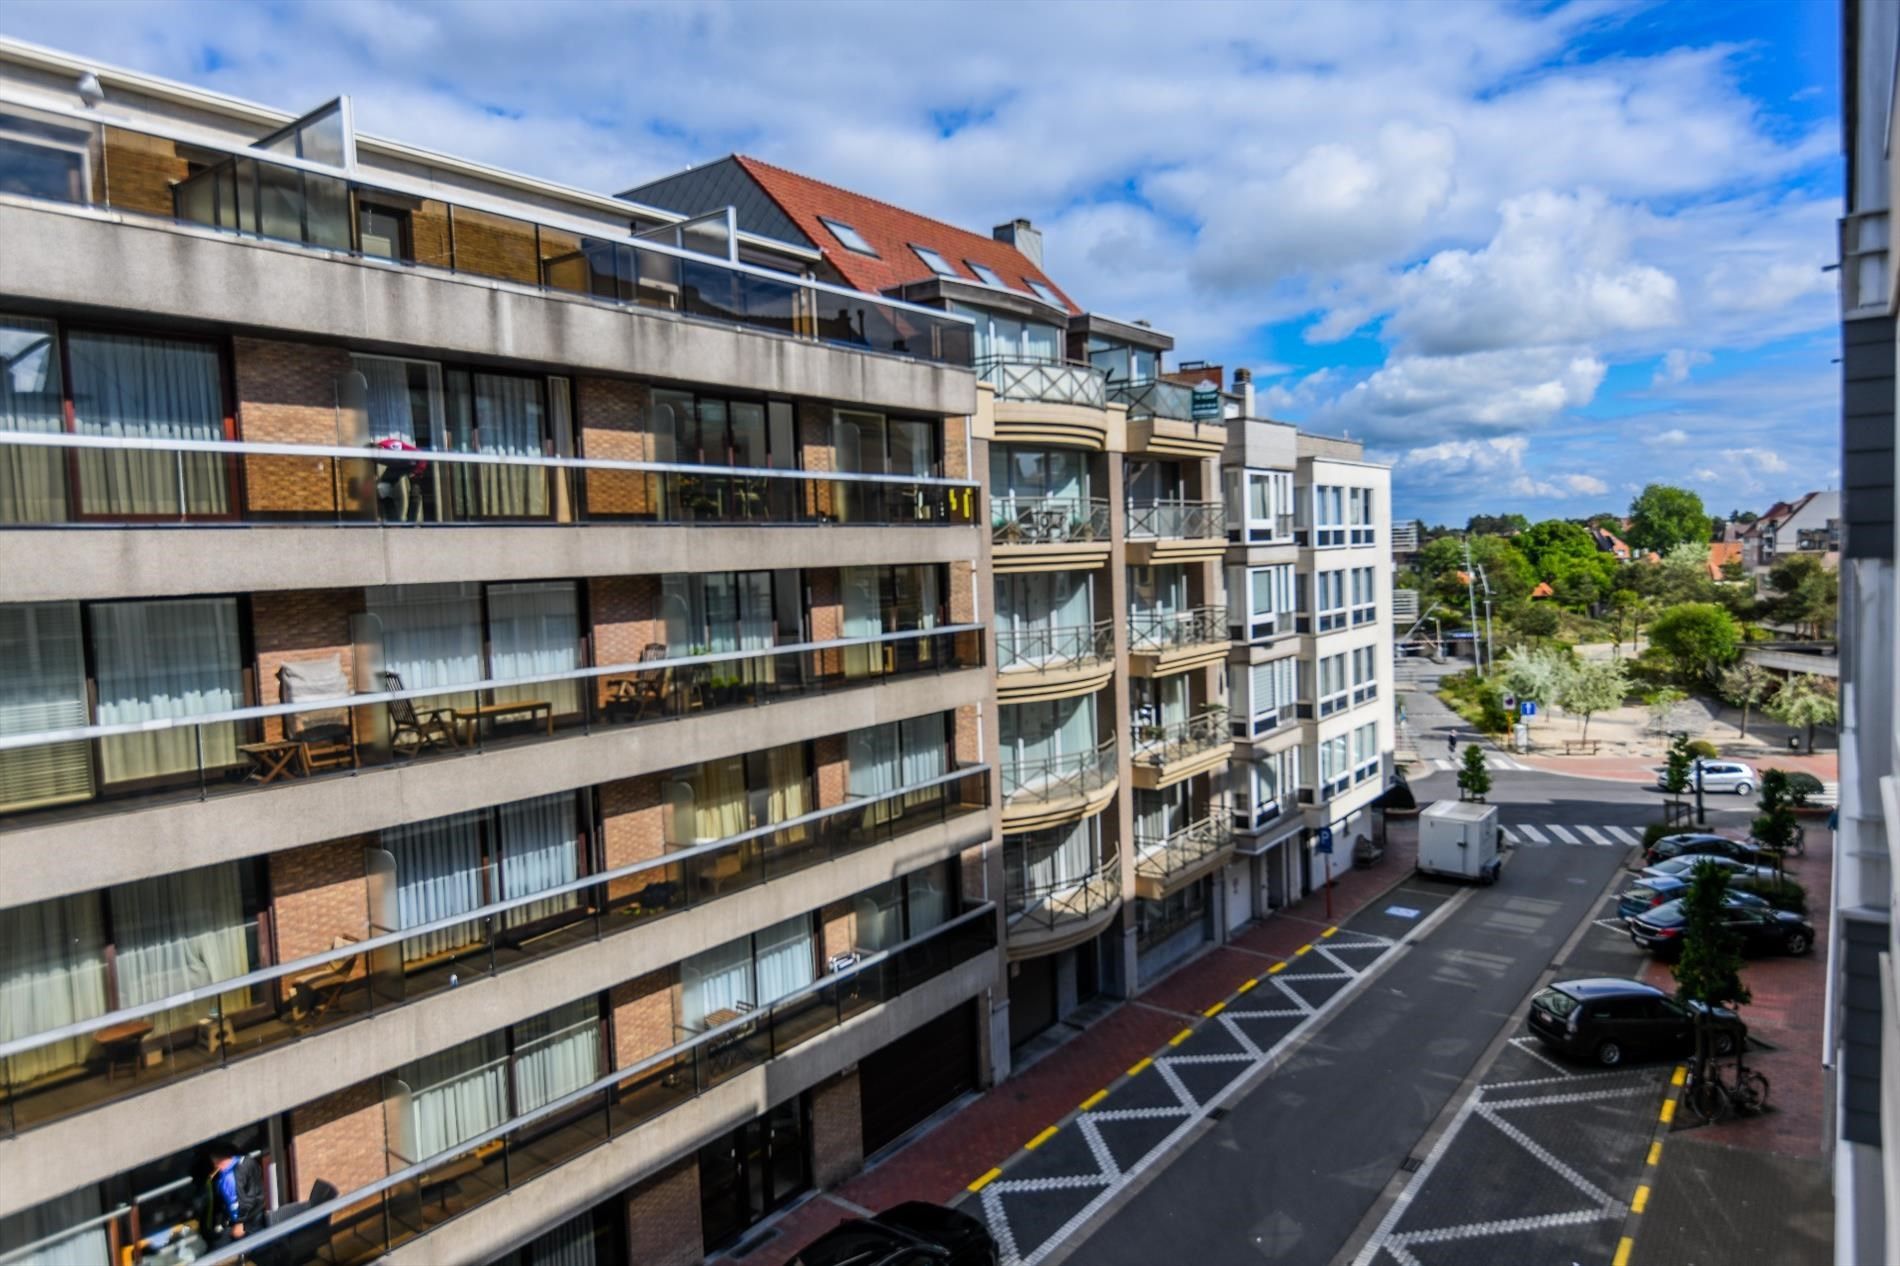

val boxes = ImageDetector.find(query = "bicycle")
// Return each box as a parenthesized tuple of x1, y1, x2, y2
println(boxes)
(1684, 1056, 1771, 1124)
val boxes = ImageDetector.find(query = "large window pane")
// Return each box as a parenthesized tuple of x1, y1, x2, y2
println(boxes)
(0, 315, 68, 522)
(0, 602, 91, 811)
(488, 580, 580, 714)
(92, 597, 242, 785)
(392, 1032, 509, 1162)
(386, 809, 486, 964)
(0, 894, 108, 1086)
(109, 862, 254, 1037)
(444, 370, 548, 518)
(68, 331, 227, 517)
(510, 998, 600, 1114)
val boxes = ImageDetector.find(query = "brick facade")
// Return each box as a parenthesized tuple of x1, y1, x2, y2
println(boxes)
(820, 899, 857, 962)
(814, 735, 848, 810)
(588, 575, 664, 709)
(599, 774, 664, 904)
(447, 206, 540, 285)
(809, 1069, 865, 1190)
(608, 967, 678, 1069)
(797, 401, 837, 520)
(575, 376, 655, 517)
(807, 569, 843, 679)
(624, 1157, 704, 1266)
(251, 587, 364, 742)
(288, 1079, 387, 1200)
(269, 836, 372, 965)
(233, 338, 355, 515)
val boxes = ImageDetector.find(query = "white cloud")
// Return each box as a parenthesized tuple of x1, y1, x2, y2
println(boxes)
(1653, 349, 1711, 386)
(1267, 347, 1606, 444)
(1393, 435, 1607, 502)
(1647, 427, 1691, 446)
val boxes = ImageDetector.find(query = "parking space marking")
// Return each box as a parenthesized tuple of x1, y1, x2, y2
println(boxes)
(1078, 1090, 1109, 1112)
(1631, 1184, 1650, 1214)
(969, 1167, 1003, 1194)
(1614, 1236, 1634, 1266)
(1025, 1125, 1059, 1151)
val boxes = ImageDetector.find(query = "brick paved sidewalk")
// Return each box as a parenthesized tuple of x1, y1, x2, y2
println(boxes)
(727, 824, 1423, 1266)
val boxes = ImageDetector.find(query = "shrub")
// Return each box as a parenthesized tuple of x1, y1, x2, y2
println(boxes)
(1686, 739, 1719, 761)
(1736, 874, 1808, 913)
(1642, 822, 1679, 848)
(1783, 771, 1825, 807)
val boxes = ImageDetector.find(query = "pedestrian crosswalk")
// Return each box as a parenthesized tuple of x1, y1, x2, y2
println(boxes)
(1426, 751, 1530, 772)
(1507, 823, 1644, 848)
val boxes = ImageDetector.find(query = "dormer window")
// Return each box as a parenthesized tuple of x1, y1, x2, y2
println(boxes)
(911, 245, 956, 277)
(966, 261, 1004, 287)
(820, 217, 878, 256)
(1026, 279, 1063, 307)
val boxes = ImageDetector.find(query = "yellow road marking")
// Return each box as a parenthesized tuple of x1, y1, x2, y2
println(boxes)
(1025, 1125, 1059, 1151)
(1659, 1099, 1676, 1124)
(1647, 1141, 1662, 1166)
(1204, 1001, 1227, 1018)
(1169, 1027, 1194, 1047)
(1612, 1236, 1634, 1266)
(1632, 1184, 1650, 1214)
(968, 1167, 1002, 1193)
(1321, 926, 1339, 938)
(1128, 1057, 1153, 1076)
(1294, 944, 1313, 956)
(1671, 1064, 1687, 1087)
(1237, 978, 1258, 993)
(1268, 962, 1287, 974)
(1079, 1089, 1109, 1112)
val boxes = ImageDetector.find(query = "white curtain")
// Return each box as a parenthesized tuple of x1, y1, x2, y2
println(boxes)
(0, 1189, 110, 1266)
(498, 793, 581, 930)
(899, 714, 948, 812)
(488, 581, 579, 714)
(681, 937, 752, 1029)
(371, 583, 483, 711)
(842, 566, 884, 679)
(448, 371, 546, 517)
(0, 602, 92, 813)
(754, 914, 815, 1006)
(0, 893, 107, 1086)
(906, 866, 950, 935)
(356, 355, 442, 445)
(1024, 818, 1094, 891)
(847, 722, 900, 801)
(510, 998, 600, 1114)
(92, 597, 241, 785)
(0, 315, 67, 523)
(109, 863, 253, 1036)
(388, 810, 485, 963)
(68, 330, 227, 516)
(397, 1033, 509, 1162)
(853, 880, 903, 953)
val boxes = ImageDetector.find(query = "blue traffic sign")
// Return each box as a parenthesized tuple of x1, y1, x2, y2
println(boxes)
(1521, 701, 1536, 717)
(1316, 826, 1334, 855)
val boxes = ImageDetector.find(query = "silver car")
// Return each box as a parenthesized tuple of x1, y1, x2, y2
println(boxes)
(1652, 759, 1759, 796)
(1640, 854, 1779, 884)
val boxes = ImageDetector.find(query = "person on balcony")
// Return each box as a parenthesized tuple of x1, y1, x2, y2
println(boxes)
(371, 435, 429, 523)
(201, 1140, 266, 1246)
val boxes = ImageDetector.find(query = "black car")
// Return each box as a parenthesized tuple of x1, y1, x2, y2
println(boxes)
(789, 1202, 999, 1266)
(1527, 978, 1745, 1067)
(1642, 833, 1763, 867)
(1627, 899, 1815, 960)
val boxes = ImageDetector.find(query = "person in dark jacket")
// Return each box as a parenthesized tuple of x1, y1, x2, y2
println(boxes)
(202, 1141, 266, 1245)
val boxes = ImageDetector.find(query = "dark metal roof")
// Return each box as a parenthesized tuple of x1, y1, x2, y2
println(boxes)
(619, 156, 813, 251)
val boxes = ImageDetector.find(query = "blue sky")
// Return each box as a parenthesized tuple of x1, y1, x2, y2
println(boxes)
(0, 0, 1844, 525)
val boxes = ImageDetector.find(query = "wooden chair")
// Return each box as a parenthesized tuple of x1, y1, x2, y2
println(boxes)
(612, 642, 671, 721)
(383, 671, 464, 756)
(288, 934, 367, 1025)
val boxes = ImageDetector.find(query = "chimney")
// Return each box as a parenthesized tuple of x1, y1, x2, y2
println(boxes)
(1233, 367, 1255, 419)
(993, 217, 1043, 267)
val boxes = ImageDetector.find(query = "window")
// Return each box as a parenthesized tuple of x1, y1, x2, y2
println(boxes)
(1307, 570, 1347, 632)
(357, 201, 412, 261)
(1236, 746, 1300, 830)
(681, 914, 816, 1030)
(92, 597, 243, 787)
(819, 217, 878, 256)
(443, 369, 558, 518)
(1026, 279, 1064, 307)
(1316, 734, 1351, 797)
(852, 861, 956, 953)
(69, 329, 231, 518)
(1352, 721, 1380, 781)
(1352, 645, 1378, 703)
(664, 743, 811, 847)
(652, 390, 795, 470)
(1002, 696, 1097, 794)
(1309, 485, 1345, 546)
(1351, 566, 1377, 625)
(997, 571, 1095, 669)
(831, 408, 938, 478)
(0, 315, 68, 523)
(1225, 468, 1294, 543)
(0, 601, 91, 812)
(1311, 652, 1349, 718)
(950, 303, 1061, 365)
(1349, 488, 1376, 544)
(966, 261, 1004, 287)
(1228, 564, 1294, 642)
(1085, 337, 1157, 385)
(0, 104, 94, 203)
(1237, 656, 1296, 738)
(1007, 816, 1102, 904)
(911, 245, 956, 277)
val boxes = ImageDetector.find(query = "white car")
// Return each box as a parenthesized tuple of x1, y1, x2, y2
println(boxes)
(1652, 758, 1759, 796)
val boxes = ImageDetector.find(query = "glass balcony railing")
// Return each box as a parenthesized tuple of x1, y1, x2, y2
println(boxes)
(1005, 856, 1121, 935)
(0, 432, 979, 528)
(1135, 808, 1234, 882)
(976, 355, 1108, 408)
(0, 626, 984, 828)
(995, 619, 1114, 673)
(1127, 605, 1227, 654)
(1131, 708, 1229, 770)
(0, 100, 974, 368)
(1107, 378, 1221, 424)
(1001, 739, 1118, 808)
(1233, 789, 1297, 835)
(0, 765, 991, 1138)
(0, 905, 996, 1266)
(1125, 500, 1225, 540)
(990, 495, 1111, 546)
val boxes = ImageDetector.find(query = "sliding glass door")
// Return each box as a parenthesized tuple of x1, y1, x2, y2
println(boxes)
(0, 315, 68, 523)
(0, 601, 92, 813)
(91, 597, 243, 787)
(68, 330, 230, 519)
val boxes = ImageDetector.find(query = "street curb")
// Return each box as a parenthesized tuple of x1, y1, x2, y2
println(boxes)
(1611, 1064, 1689, 1266)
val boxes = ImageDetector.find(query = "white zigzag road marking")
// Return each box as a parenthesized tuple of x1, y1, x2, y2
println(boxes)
(1076, 1116, 1122, 1182)
(1220, 1013, 1263, 1058)
(1504, 1036, 1574, 1079)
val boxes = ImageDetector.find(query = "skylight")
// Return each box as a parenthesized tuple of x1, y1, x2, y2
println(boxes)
(912, 245, 957, 277)
(966, 261, 1004, 287)
(1026, 279, 1064, 307)
(819, 217, 878, 256)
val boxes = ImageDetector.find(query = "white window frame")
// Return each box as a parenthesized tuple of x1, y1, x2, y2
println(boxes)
(1309, 570, 1347, 632)
(1311, 485, 1346, 547)
(1351, 566, 1377, 626)
(820, 217, 878, 256)
(911, 244, 956, 277)
(1348, 488, 1376, 545)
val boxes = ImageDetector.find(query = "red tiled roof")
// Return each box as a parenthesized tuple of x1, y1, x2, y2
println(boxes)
(1530, 581, 1554, 599)
(1708, 541, 1743, 579)
(733, 155, 1081, 314)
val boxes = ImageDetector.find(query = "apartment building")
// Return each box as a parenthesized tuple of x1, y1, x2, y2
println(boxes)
(1832, 3, 1897, 1262)
(0, 41, 1003, 1266)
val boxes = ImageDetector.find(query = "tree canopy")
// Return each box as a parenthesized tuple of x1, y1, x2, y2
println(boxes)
(1627, 484, 1710, 554)
(1766, 674, 1839, 753)
(1466, 513, 1529, 537)
(1557, 657, 1628, 741)
(1647, 602, 1741, 681)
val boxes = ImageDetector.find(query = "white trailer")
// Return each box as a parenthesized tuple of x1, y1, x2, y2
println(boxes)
(1418, 801, 1503, 885)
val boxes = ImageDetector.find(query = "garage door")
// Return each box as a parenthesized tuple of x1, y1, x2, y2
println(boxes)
(859, 1001, 978, 1157)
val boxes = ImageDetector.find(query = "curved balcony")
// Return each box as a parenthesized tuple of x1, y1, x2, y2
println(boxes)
(1000, 739, 1118, 832)
(1110, 380, 1227, 457)
(1005, 854, 1122, 957)
(991, 495, 1112, 573)
(1130, 708, 1231, 789)
(1127, 605, 1229, 676)
(1124, 499, 1228, 565)
(996, 620, 1116, 703)
(1134, 808, 1235, 900)
(980, 356, 1115, 451)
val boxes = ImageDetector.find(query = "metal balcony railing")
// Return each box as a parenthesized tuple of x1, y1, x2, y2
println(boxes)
(1127, 605, 1227, 654)
(1390, 522, 1420, 553)
(1135, 808, 1234, 881)
(1108, 378, 1211, 423)
(1131, 708, 1229, 769)
(1005, 855, 1122, 933)
(991, 495, 1112, 545)
(1125, 500, 1226, 540)
(976, 355, 1109, 408)
(1001, 739, 1118, 807)
(996, 619, 1115, 672)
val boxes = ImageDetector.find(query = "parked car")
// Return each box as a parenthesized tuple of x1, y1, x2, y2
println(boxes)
(1640, 854, 1780, 884)
(1652, 759, 1759, 796)
(1642, 833, 1764, 867)
(788, 1202, 999, 1266)
(1616, 880, 1771, 921)
(1628, 899, 1815, 960)
(1527, 978, 1745, 1067)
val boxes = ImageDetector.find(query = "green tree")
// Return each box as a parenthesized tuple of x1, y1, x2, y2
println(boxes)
(1765, 674, 1840, 753)
(1557, 657, 1627, 742)
(1648, 602, 1741, 681)
(1767, 555, 1839, 638)
(1518, 520, 1601, 577)
(1552, 565, 1602, 612)
(1672, 863, 1750, 1066)
(1514, 603, 1561, 644)
(1457, 741, 1491, 802)
(1608, 588, 1642, 652)
(1628, 484, 1711, 554)
(1717, 662, 1776, 739)
(1466, 513, 1530, 537)
(1659, 731, 1693, 810)
(1649, 688, 1689, 736)
(1500, 645, 1569, 718)
(1751, 769, 1801, 879)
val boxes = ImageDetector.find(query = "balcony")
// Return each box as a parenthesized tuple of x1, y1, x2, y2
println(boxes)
(1124, 499, 1227, 565)
(1109, 381, 1226, 458)
(1134, 808, 1235, 900)
(0, 626, 983, 833)
(0, 100, 973, 369)
(1390, 523, 1419, 554)
(1231, 513, 1297, 546)
(1127, 605, 1228, 676)
(1233, 791, 1300, 843)
(1004, 854, 1122, 957)
(995, 619, 1116, 703)
(990, 495, 1113, 573)
(1130, 708, 1231, 789)
(977, 356, 1108, 409)
(1000, 739, 1118, 832)
(0, 766, 991, 1139)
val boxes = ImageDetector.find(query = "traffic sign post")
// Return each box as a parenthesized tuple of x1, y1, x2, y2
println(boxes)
(1316, 826, 1335, 919)
(1520, 700, 1536, 718)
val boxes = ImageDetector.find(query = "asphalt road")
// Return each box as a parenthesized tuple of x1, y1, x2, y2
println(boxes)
(1063, 768, 1703, 1266)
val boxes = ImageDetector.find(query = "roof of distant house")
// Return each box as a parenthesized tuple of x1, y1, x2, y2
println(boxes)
(1530, 581, 1554, 599)
(1708, 541, 1744, 579)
